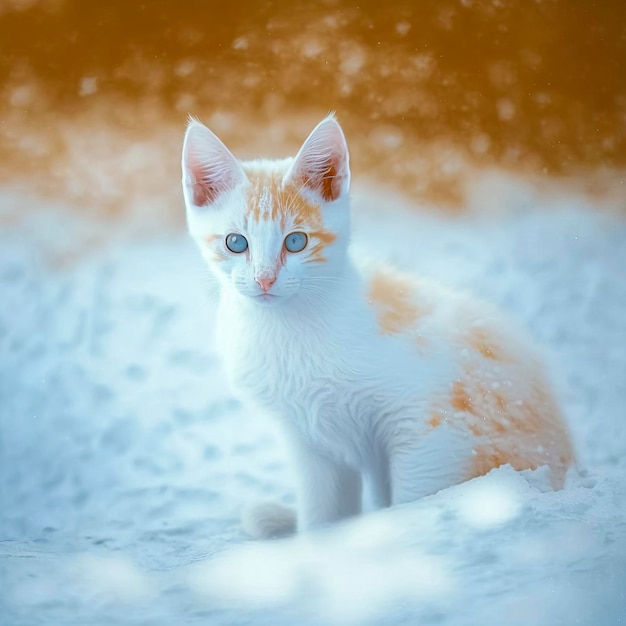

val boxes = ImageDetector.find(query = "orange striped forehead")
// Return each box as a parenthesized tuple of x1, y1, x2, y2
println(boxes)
(238, 163, 338, 264)
(242, 164, 323, 229)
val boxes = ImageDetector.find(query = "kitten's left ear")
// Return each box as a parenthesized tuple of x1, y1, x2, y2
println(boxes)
(284, 115, 350, 203)
(181, 118, 246, 208)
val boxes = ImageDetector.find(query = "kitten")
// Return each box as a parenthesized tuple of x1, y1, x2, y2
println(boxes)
(181, 115, 574, 538)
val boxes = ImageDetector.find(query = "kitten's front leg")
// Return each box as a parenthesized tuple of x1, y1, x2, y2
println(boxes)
(291, 438, 362, 531)
(389, 424, 472, 505)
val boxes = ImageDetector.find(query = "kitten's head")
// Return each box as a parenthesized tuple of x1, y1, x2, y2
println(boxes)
(181, 115, 351, 307)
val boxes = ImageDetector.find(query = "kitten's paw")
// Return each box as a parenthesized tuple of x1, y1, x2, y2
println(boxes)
(242, 501, 297, 539)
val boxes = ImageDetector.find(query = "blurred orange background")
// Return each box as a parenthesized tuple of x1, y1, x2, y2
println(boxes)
(1, 0, 624, 223)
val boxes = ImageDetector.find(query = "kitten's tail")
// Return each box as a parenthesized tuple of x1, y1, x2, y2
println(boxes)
(242, 502, 297, 539)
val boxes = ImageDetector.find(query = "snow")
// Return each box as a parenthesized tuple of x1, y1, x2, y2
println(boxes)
(1, 177, 625, 625)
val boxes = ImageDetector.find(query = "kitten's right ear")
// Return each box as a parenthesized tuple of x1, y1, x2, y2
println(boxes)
(284, 114, 350, 203)
(181, 119, 246, 207)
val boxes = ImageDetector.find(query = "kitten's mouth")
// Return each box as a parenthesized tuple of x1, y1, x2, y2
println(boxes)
(254, 293, 280, 304)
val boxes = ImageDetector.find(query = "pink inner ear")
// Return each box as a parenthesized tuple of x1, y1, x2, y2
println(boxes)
(187, 151, 220, 206)
(193, 182, 217, 207)
(287, 116, 350, 203)
(182, 121, 243, 207)
(302, 158, 340, 202)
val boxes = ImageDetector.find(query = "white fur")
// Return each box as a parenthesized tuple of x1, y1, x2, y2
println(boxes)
(213, 265, 467, 534)
(181, 116, 567, 538)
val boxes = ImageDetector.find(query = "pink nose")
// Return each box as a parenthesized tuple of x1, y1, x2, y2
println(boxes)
(256, 276, 276, 293)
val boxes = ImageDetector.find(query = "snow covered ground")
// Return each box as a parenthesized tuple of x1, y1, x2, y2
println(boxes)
(1, 177, 625, 625)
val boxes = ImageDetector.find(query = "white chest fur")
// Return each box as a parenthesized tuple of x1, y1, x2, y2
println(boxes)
(215, 268, 457, 471)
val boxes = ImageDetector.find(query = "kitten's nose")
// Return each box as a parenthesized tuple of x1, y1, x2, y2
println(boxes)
(256, 276, 276, 293)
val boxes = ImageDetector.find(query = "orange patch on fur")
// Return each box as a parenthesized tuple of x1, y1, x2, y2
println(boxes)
(427, 413, 443, 428)
(495, 393, 507, 411)
(467, 381, 572, 486)
(451, 381, 475, 413)
(309, 230, 337, 245)
(305, 229, 337, 264)
(467, 327, 502, 361)
(470, 445, 519, 477)
(469, 423, 483, 436)
(368, 272, 423, 335)
(493, 420, 506, 433)
(439, 345, 574, 487)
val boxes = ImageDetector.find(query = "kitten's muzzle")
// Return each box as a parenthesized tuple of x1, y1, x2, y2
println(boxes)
(255, 274, 277, 293)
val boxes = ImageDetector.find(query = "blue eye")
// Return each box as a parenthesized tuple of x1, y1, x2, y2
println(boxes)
(225, 233, 248, 253)
(284, 232, 308, 253)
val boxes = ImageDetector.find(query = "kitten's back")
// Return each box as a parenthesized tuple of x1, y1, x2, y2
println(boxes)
(362, 263, 574, 487)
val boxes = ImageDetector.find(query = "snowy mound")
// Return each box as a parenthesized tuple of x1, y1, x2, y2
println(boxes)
(1, 181, 625, 625)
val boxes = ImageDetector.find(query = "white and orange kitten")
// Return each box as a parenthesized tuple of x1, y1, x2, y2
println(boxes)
(181, 115, 574, 538)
